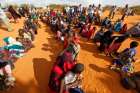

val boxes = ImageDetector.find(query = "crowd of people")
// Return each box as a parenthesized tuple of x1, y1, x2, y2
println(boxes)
(0, 5, 40, 90)
(40, 4, 140, 93)
(0, 3, 140, 93)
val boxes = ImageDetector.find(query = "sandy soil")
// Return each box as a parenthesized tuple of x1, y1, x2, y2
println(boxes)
(0, 13, 140, 93)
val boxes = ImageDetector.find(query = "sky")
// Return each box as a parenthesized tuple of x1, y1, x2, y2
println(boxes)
(0, 0, 140, 7)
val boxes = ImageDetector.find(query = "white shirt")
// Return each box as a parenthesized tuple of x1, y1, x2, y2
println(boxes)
(88, 6, 93, 14)
(64, 72, 77, 85)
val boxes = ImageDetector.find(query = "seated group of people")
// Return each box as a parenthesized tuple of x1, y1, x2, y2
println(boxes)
(90, 15, 140, 93)
(39, 4, 140, 92)
(0, 11, 39, 90)
(101, 17, 128, 34)
(41, 8, 86, 93)
(48, 36, 84, 93)
(0, 3, 139, 92)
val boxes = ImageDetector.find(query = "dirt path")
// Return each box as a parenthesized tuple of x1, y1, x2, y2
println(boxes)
(0, 15, 140, 93)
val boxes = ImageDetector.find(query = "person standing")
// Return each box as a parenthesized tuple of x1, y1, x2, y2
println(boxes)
(121, 4, 129, 20)
(0, 6, 12, 31)
(8, 5, 21, 23)
(109, 5, 117, 19)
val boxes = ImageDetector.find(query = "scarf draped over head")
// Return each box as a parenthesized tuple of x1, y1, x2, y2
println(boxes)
(3, 37, 24, 51)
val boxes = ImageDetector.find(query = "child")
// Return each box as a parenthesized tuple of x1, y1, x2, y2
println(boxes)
(111, 41, 139, 71)
(60, 63, 84, 93)
(0, 58, 15, 90)
(56, 30, 62, 40)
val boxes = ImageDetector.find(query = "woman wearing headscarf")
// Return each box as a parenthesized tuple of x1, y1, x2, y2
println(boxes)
(8, 5, 21, 22)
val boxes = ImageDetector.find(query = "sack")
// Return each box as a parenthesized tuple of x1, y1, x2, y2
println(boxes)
(121, 77, 136, 89)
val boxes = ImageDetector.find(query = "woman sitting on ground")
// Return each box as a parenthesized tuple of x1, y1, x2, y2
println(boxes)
(3, 37, 25, 59)
(93, 27, 105, 43)
(114, 19, 124, 32)
(105, 34, 129, 56)
(63, 33, 80, 61)
(48, 47, 77, 93)
(81, 24, 89, 37)
(24, 18, 38, 35)
(51, 17, 58, 32)
(98, 30, 113, 53)
(101, 17, 112, 28)
(87, 25, 97, 40)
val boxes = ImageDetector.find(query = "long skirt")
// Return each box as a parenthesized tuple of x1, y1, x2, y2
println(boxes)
(105, 43, 121, 55)
(120, 24, 127, 34)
